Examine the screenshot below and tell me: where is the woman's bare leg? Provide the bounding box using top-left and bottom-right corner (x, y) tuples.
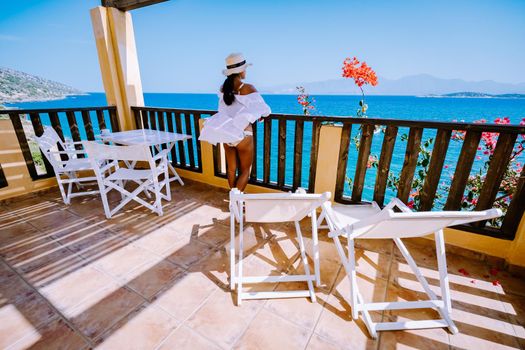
(223, 144), (238, 189)
(235, 136), (254, 191)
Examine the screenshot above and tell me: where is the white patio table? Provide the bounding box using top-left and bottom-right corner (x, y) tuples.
(101, 129), (191, 186)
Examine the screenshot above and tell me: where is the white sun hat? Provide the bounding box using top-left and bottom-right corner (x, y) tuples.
(222, 53), (252, 76)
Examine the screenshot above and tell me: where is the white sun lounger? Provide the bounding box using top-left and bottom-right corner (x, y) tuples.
(229, 188), (330, 305)
(320, 198), (502, 338)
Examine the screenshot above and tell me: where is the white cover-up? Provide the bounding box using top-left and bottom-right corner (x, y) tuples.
(198, 92), (271, 146)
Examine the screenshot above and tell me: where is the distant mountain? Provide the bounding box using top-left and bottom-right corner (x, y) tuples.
(0, 67), (82, 104)
(261, 74), (525, 96)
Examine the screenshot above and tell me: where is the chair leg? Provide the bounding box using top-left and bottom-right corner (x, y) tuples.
(66, 178), (74, 205)
(153, 179), (163, 216)
(230, 205), (236, 291)
(237, 201), (244, 306)
(347, 238), (358, 320)
(295, 220), (316, 303)
(356, 291), (378, 339)
(56, 175), (69, 205)
(164, 165), (171, 201)
(311, 209), (321, 287)
(435, 230), (458, 334)
(100, 187), (112, 219)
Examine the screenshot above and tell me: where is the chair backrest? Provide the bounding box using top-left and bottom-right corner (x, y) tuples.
(230, 188), (331, 223)
(350, 208), (502, 239)
(83, 141), (153, 162)
(35, 126), (66, 167)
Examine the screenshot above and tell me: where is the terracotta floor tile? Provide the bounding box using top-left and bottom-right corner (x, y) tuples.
(449, 304), (521, 349)
(378, 324), (450, 350)
(26, 207), (85, 233)
(193, 223), (231, 248)
(125, 260), (184, 301)
(499, 292), (525, 349)
(68, 286), (145, 341)
(186, 289), (262, 349)
(286, 251), (342, 292)
(0, 265), (57, 329)
(0, 204), (26, 228)
(157, 325), (222, 350)
(188, 248), (231, 290)
(6, 238), (87, 288)
(9, 318), (89, 350)
(0, 224), (53, 260)
(234, 308), (311, 349)
(313, 294), (378, 350)
(313, 267), (386, 349)
(264, 283), (327, 331)
(129, 224), (190, 255)
(3, 196), (59, 215)
(53, 223), (130, 262)
(39, 265), (118, 314)
(306, 334), (343, 350)
(93, 207), (165, 240)
(164, 238), (214, 268)
(93, 243), (162, 279)
(95, 303), (179, 349)
(0, 303), (43, 350)
(66, 196), (109, 220)
(151, 271), (218, 321)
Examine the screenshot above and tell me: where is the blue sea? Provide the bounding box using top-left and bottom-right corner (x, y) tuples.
(6, 93), (525, 205)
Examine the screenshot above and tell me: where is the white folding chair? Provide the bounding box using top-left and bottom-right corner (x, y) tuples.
(35, 126), (98, 204)
(229, 188), (330, 306)
(321, 198), (502, 338)
(83, 141), (171, 219)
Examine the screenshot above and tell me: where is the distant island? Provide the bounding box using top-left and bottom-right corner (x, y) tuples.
(425, 92), (525, 99)
(0, 67), (82, 105)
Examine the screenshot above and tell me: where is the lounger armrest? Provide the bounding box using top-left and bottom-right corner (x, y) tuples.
(383, 198), (411, 213)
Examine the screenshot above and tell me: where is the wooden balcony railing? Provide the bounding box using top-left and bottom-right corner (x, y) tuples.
(6, 105), (525, 240)
(131, 106), (209, 173)
(6, 106), (119, 180)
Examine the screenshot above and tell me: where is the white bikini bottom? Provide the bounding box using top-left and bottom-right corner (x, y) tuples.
(227, 130), (253, 147)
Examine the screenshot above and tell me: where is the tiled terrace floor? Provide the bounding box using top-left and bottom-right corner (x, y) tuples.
(0, 179), (524, 350)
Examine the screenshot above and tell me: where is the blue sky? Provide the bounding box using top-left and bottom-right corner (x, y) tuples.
(1, 0), (524, 92)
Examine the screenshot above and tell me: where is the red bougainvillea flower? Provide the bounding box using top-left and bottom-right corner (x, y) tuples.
(458, 268), (470, 277)
(342, 56), (378, 88)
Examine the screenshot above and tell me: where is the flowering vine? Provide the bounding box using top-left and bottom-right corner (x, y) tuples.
(296, 86), (316, 116)
(342, 56), (378, 117)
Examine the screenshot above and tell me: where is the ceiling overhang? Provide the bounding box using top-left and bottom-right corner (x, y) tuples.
(101, 0), (168, 11)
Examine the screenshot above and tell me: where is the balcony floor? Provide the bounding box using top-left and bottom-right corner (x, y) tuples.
(0, 179), (524, 350)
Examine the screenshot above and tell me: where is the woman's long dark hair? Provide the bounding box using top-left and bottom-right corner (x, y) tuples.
(222, 73), (239, 105)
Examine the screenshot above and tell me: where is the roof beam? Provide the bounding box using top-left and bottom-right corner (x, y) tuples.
(101, 0), (168, 11)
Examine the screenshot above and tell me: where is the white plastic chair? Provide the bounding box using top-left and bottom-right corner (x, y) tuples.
(229, 188), (330, 305)
(83, 141), (171, 219)
(320, 198), (502, 338)
(35, 126), (98, 204)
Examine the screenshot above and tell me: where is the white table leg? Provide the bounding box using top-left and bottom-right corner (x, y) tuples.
(161, 143), (184, 186)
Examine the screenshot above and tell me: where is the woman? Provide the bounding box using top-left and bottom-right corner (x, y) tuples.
(199, 53), (271, 191)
